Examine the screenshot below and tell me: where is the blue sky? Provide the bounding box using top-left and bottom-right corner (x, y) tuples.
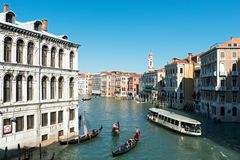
(2, 0), (240, 73)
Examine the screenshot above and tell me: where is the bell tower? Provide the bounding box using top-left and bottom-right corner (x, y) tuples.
(148, 50), (154, 72)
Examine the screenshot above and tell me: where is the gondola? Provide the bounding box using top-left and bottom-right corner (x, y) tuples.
(59, 125), (103, 145)
(112, 138), (138, 157)
(112, 122), (120, 136)
(82, 97), (91, 101)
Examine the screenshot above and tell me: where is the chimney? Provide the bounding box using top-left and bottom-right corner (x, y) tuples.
(42, 19), (48, 31)
(172, 58), (178, 63)
(188, 53), (192, 63)
(4, 4), (9, 12)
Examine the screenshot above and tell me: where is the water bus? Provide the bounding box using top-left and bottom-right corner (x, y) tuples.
(147, 108), (201, 136)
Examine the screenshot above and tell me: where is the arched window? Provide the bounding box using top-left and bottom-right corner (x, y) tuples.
(42, 77), (47, 100)
(50, 77), (56, 99)
(16, 39), (24, 63)
(16, 75), (22, 101)
(27, 76), (33, 101)
(27, 42), (34, 65)
(69, 78), (74, 98)
(4, 74), (11, 102)
(232, 63), (237, 71)
(42, 45), (48, 66)
(70, 52), (74, 69)
(51, 48), (56, 67)
(58, 77), (64, 99)
(59, 49), (63, 68)
(232, 107), (237, 116)
(4, 37), (12, 62)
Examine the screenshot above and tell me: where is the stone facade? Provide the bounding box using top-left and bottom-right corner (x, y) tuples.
(78, 73), (91, 95)
(200, 38), (240, 122)
(0, 5), (79, 150)
(164, 53), (201, 109)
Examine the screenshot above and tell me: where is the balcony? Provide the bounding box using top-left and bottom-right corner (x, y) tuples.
(200, 71), (217, 77)
(232, 86), (239, 91)
(201, 86), (212, 90)
(219, 71), (227, 76)
(232, 71), (238, 76)
(215, 86), (226, 91)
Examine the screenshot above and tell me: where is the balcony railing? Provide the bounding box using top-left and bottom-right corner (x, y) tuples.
(215, 86), (226, 91)
(232, 71), (238, 76)
(219, 71), (227, 76)
(232, 86), (239, 91)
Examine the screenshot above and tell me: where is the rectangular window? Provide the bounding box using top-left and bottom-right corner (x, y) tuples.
(3, 119), (12, 134)
(50, 112), (56, 125)
(16, 116), (24, 132)
(180, 68), (183, 74)
(70, 127), (74, 133)
(58, 110), (63, 123)
(69, 109), (75, 121)
(58, 130), (64, 136)
(27, 115), (34, 130)
(232, 78), (237, 87)
(232, 92), (237, 103)
(233, 52), (237, 58)
(220, 52), (225, 58)
(42, 113), (48, 127)
(220, 95), (225, 103)
(42, 134), (48, 141)
(220, 107), (225, 116)
(220, 79), (225, 87)
(212, 106), (216, 115)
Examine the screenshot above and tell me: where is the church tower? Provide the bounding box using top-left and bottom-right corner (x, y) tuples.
(148, 50), (154, 72)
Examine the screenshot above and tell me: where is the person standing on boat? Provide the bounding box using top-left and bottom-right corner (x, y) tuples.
(134, 127), (140, 141)
(113, 122), (119, 129)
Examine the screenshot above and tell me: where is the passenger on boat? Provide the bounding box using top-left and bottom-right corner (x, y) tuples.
(113, 122), (119, 129)
(134, 128), (141, 141)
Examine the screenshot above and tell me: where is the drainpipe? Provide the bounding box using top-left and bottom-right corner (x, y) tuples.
(37, 35), (42, 145)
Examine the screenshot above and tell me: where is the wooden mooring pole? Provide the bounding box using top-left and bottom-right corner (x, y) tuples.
(18, 144), (21, 160)
(39, 143), (42, 160)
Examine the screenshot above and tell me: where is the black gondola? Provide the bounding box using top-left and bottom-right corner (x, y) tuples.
(82, 97), (91, 101)
(59, 125), (103, 145)
(112, 139), (138, 157)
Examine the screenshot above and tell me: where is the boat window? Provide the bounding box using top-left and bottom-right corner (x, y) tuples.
(170, 119), (174, 124)
(161, 116), (164, 120)
(181, 122), (201, 133)
(167, 118), (171, 123)
(164, 117), (167, 121)
(174, 120), (179, 126)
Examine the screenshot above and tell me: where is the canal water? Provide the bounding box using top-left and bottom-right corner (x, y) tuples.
(46, 97), (240, 160)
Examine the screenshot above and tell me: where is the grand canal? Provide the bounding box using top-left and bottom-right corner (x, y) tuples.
(45, 97), (240, 160)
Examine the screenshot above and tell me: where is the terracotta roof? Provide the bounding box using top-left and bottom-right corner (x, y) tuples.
(167, 52), (203, 65)
(219, 38), (240, 47)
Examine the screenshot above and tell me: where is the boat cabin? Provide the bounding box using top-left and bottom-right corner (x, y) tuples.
(148, 108), (201, 136)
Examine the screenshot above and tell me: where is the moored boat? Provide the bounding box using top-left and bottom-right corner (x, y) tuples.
(147, 108), (201, 136)
(59, 125), (103, 145)
(82, 97), (91, 101)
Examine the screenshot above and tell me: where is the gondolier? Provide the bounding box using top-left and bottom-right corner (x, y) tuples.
(112, 121), (120, 135)
(134, 128), (140, 141)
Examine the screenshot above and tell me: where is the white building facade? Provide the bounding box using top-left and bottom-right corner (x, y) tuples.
(0, 4), (79, 151)
(91, 73), (101, 95)
(78, 74), (91, 95)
